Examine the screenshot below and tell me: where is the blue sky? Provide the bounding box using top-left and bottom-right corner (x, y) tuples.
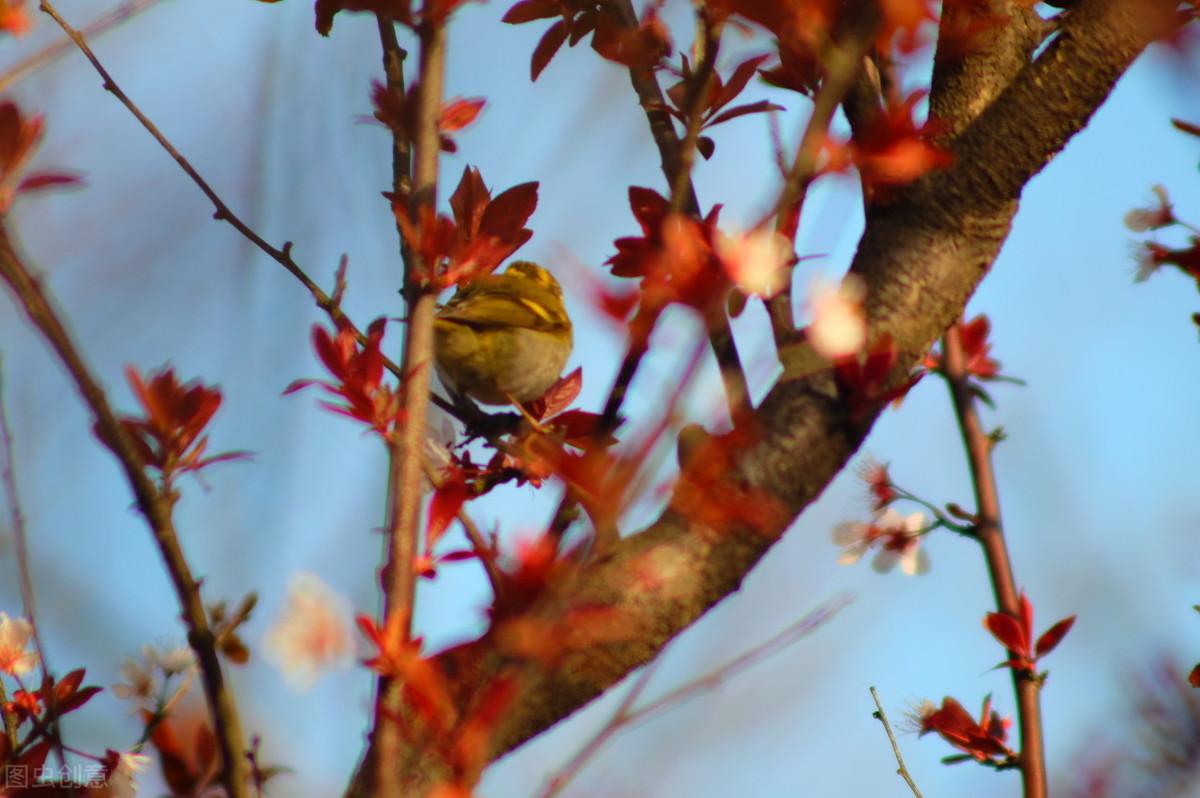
(2, 1), (1199, 795)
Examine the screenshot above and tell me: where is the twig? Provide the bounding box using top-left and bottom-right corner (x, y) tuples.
(538, 592), (855, 797)
(942, 322), (1045, 798)
(0, 352), (69, 769)
(0, 354), (47, 673)
(0, 224), (249, 797)
(869, 686), (923, 798)
(457, 510), (503, 603)
(34, 0), (430, 398)
(416, 456), (504, 602)
(538, 657), (662, 798)
(0, 0), (164, 93)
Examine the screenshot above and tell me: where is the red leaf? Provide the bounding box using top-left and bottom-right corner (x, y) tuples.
(426, 471), (470, 553)
(502, 0), (559, 24)
(984, 611), (1028, 656)
(440, 97), (486, 133)
(449, 166), (491, 236)
(478, 182), (539, 240)
(17, 171), (83, 194)
(627, 186), (668, 231)
(531, 19), (568, 80)
(706, 99), (784, 128)
(1034, 615), (1076, 658)
(16, 739), (52, 770)
(524, 368), (582, 420)
(552, 409), (617, 447)
(1172, 118), (1200, 138)
(1190, 664), (1200, 688)
(697, 136), (715, 160)
(54, 668), (86, 700)
(711, 53), (772, 114)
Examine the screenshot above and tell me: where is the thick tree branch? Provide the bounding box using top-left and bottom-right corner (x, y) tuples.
(365, 0), (1179, 790)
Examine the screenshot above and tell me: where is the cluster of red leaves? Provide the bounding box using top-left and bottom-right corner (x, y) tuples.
(825, 90), (953, 201)
(1, 670), (103, 794)
(371, 83), (486, 155)
(489, 537), (629, 668)
(0, 101), (81, 211)
(359, 610), (520, 793)
(418, 370), (609, 578)
(111, 367), (247, 483)
(503, 0), (670, 80)
(605, 187), (735, 335)
(307, 0), (471, 35)
(984, 593), (1075, 677)
(833, 335), (923, 420)
(0, 0), (30, 37)
(285, 318), (407, 440)
(709, 0), (937, 90)
(924, 315), (1002, 379)
(393, 166), (538, 290)
(661, 54), (783, 160)
(917, 695), (1015, 766)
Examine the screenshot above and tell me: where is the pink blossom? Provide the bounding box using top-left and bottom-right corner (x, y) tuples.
(807, 276), (867, 358)
(264, 573), (356, 690)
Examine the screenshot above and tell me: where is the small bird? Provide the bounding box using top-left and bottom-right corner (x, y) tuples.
(433, 261), (573, 406)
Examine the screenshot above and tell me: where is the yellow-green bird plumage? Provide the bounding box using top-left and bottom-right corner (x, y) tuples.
(433, 262), (573, 406)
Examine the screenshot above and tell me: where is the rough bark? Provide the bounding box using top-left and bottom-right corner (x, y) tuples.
(368, 0), (1179, 791)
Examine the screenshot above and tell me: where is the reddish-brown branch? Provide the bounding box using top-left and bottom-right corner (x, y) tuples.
(0, 224), (250, 797)
(941, 323), (1043, 798)
(363, 18), (446, 798)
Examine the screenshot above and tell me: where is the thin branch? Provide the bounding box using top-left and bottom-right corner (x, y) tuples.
(666, 16), (723, 215)
(537, 658), (662, 798)
(870, 686), (923, 798)
(0, 354), (47, 671)
(942, 322), (1044, 798)
(0, 224), (249, 797)
(766, 5), (878, 342)
(0, 352), (70, 769)
(457, 510), (503, 603)
(611, 0), (748, 418)
(375, 16), (412, 256)
(34, 0), (430, 397)
(365, 16), (446, 798)
(0, 0), (164, 93)
(538, 592), (855, 797)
